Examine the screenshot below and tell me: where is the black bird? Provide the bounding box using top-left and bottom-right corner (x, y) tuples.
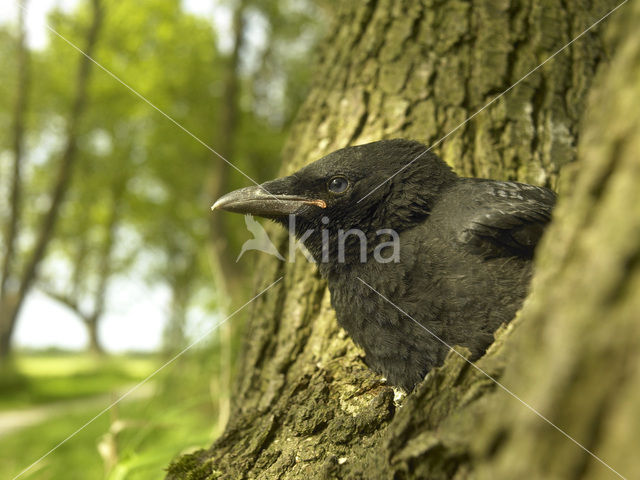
(212, 139), (556, 390)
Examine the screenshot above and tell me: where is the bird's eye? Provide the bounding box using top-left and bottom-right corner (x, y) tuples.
(327, 176), (349, 194)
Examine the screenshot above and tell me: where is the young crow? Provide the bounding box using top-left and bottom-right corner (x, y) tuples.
(212, 139), (556, 390)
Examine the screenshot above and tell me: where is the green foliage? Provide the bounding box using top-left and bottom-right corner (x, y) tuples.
(29, 0), (225, 311)
(0, 352), (217, 479)
(1, 407), (111, 480)
(1, 0), (327, 346)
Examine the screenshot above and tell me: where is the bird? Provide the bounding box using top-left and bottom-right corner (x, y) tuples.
(212, 139), (556, 390)
(236, 214), (285, 262)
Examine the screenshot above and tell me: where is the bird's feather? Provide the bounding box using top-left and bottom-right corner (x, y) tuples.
(452, 180), (556, 259)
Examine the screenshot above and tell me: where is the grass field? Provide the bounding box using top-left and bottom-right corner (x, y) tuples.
(0, 352), (157, 409)
(0, 351), (219, 480)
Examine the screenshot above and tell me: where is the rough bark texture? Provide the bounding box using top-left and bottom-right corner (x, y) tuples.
(168, 1), (637, 478)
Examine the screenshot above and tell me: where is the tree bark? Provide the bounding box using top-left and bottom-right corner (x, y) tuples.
(0, 0), (104, 361)
(168, 1), (637, 478)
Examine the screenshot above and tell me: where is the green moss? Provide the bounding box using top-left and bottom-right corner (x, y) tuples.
(166, 450), (214, 480)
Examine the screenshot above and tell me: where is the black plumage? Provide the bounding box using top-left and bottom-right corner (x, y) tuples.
(212, 139), (556, 390)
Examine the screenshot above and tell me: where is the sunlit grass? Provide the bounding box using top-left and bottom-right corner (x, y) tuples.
(0, 351), (219, 479)
(16, 353), (155, 378)
(0, 391), (216, 480)
(1, 406), (111, 480)
(0, 352), (157, 410)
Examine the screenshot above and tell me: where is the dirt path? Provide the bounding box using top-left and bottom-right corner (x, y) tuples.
(0, 382), (154, 438)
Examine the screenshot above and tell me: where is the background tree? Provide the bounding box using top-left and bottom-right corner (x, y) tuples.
(168, 1), (640, 478)
(39, 169), (128, 355)
(206, 0), (327, 300)
(0, 0), (322, 359)
(0, 0), (103, 361)
(0, 0), (29, 359)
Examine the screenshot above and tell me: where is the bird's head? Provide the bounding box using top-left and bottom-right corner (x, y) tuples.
(212, 139), (458, 261)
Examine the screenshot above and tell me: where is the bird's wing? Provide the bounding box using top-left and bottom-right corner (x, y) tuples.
(455, 180), (556, 259)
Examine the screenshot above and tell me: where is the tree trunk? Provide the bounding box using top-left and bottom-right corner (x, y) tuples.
(86, 316), (105, 356)
(0, 0), (104, 361)
(163, 277), (192, 353)
(0, 0), (29, 361)
(168, 1), (637, 478)
(0, 0), (29, 305)
(206, 0), (247, 298)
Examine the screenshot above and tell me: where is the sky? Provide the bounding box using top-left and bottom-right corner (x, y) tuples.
(1, 0), (243, 352)
(15, 284), (169, 352)
(0, 1), (243, 51)
(1, 0), (79, 49)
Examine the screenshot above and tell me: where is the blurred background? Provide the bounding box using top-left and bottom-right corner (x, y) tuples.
(0, 0), (328, 478)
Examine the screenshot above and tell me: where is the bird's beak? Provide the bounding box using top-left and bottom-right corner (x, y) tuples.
(211, 184), (326, 217)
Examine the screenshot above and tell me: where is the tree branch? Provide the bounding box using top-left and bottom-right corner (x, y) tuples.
(38, 285), (88, 322)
